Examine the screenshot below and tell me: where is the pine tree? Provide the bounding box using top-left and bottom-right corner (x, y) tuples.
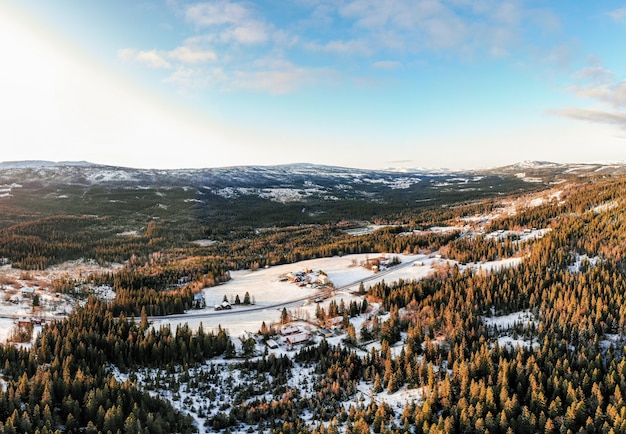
(281, 308), (289, 324)
(140, 306), (149, 330)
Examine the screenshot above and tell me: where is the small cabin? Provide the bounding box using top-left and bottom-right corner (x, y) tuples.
(286, 332), (310, 345)
(214, 301), (232, 311)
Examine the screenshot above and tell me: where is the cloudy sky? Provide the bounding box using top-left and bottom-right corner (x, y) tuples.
(1, 1), (626, 170)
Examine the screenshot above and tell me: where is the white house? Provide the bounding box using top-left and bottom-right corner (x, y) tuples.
(286, 332), (310, 345)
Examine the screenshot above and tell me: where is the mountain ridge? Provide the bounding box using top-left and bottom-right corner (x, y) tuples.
(2, 159), (625, 174)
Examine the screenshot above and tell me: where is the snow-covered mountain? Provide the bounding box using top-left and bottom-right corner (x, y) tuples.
(0, 159), (623, 230)
(1, 160), (623, 202)
(0, 161), (474, 192)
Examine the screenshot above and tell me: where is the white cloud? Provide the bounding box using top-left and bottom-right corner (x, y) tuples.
(127, 0), (563, 95)
(183, 1), (272, 45)
(160, 54), (339, 95)
(573, 66), (615, 84)
(327, 0), (540, 57)
(119, 46), (217, 69)
(185, 1), (251, 27)
(136, 50), (172, 69)
(554, 62), (626, 130)
(607, 7), (626, 23)
(118, 48), (172, 69)
(566, 63), (626, 109)
(570, 81), (626, 109)
(220, 21), (270, 44)
(169, 46), (217, 63)
(553, 107), (626, 128)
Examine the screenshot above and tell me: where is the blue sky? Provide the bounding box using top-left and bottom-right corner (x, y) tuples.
(1, 1), (626, 170)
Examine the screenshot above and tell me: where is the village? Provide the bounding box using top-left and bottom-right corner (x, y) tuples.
(0, 259), (107, 344)
(150, 253), (454, 358)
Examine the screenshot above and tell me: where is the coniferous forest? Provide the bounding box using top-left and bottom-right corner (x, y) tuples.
(1, 165), (626, 432)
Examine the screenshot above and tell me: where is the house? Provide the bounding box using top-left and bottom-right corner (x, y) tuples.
(266, 339), (279, 349)
(316, 274), (330, 285)
(18, 317), (31, 326)
(286, 332), (310, 345)
(286, 271), (306, 283)
(280, 325), (299, 336)
(214, 301), (232, 311)
(318, 328), (333, 338)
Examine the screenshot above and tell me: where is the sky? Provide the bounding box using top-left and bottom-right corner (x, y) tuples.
(1, 1), (626, 170)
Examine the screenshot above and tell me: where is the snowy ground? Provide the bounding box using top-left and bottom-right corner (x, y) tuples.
(0, 259), (120, 344)
(151, 253), (527, 356)
(485, 228), (551, 242)
(344, 224), (394, 236)
(483, 310), (540, 351)
(568, 254), (601, 273)
(0, 318), (13, 343)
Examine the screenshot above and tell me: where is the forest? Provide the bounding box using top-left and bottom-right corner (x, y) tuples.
(0, 172), (625, 432)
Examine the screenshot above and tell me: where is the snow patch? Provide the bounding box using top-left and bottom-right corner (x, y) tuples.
(568, 254), (601, 273)
(192, 239), (217, 247)
(117, 230), (139, 237)
(515, 173), (543, 183)
(483, 310), (537, 329)
(593, 201), (618, 213)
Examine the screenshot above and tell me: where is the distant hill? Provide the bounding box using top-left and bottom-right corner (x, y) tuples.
(0, 159), (622, 234)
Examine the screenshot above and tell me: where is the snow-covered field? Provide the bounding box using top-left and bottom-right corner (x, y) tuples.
(153, 253), (525, 341)
(155, 253), (432, 337)
(0, 318), (14, 343)
(0, 250), (527, 349)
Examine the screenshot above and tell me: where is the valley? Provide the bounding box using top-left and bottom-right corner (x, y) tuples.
(0, 161), (625, 433)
